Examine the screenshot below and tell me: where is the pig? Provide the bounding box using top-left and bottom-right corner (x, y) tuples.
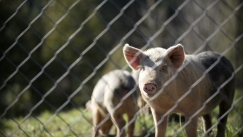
(91, 70), (139, 137)
(123, 43), (235, 137)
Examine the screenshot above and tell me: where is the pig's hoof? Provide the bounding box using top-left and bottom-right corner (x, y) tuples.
(143, 83), (157, 94)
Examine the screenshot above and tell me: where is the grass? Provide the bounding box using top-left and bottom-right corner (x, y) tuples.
(0, 109), (93, 137)
(1, 91), (243, 137)
(1, 109), (242, 137)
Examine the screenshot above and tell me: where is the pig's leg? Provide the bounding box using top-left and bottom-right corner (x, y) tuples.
(92, 108), (112, 137)
(99, 117), (113, 136)
(126, 110), (137, 137)
(125, 94), (138, 137)
(216, 100), (231, 137)
(202, 113), (212, 135)
(111, 113), (126, 137)
(151, 108), (167, 137)
(92, 108), (102, 137)
(185, 115), (198, 137)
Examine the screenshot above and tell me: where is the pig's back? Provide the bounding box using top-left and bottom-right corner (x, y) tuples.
(102, 70), (136, 94)
(196, 51), (235, 107)
(92, 70), (136, 105)
(197, 51), (234, 86)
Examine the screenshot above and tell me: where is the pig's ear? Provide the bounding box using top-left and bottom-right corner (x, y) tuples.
(123, 44), (144, 70)
(165, 44), (185, 69)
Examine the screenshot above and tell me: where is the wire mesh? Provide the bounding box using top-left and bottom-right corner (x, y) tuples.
(0, 0), (243, 137)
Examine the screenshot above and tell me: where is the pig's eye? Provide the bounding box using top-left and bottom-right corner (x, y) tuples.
(160, 64), (167, 72)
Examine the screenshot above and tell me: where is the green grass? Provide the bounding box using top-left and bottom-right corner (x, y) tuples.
(1, 91), (243, 137)
(1, 109), (93, 137)
(1, 108), (242, 137)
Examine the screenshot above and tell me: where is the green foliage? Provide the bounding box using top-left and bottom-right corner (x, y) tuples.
(0, 0), (134, 116)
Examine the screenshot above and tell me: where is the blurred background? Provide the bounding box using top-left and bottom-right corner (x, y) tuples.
(0, 0), (242, 136)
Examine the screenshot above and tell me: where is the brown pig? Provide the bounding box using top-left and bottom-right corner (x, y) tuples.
(91, 70), (139, 137)
(123, 44), (235, 137)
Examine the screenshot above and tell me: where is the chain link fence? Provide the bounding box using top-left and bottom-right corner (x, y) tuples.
(0, 0), (243, 136)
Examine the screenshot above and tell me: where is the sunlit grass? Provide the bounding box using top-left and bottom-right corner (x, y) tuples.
(1, 109), (93, 137)
(1, 107), (242, 137)
(1, 90), (242, 137)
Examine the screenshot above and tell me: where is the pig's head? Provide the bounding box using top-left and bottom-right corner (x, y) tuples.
(123, 44), (185, 98)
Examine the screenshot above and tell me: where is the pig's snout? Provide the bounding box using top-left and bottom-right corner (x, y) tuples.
(143, 83), (157, 94)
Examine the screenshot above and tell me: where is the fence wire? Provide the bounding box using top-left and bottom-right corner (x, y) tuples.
(0, 0), (243, 137)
